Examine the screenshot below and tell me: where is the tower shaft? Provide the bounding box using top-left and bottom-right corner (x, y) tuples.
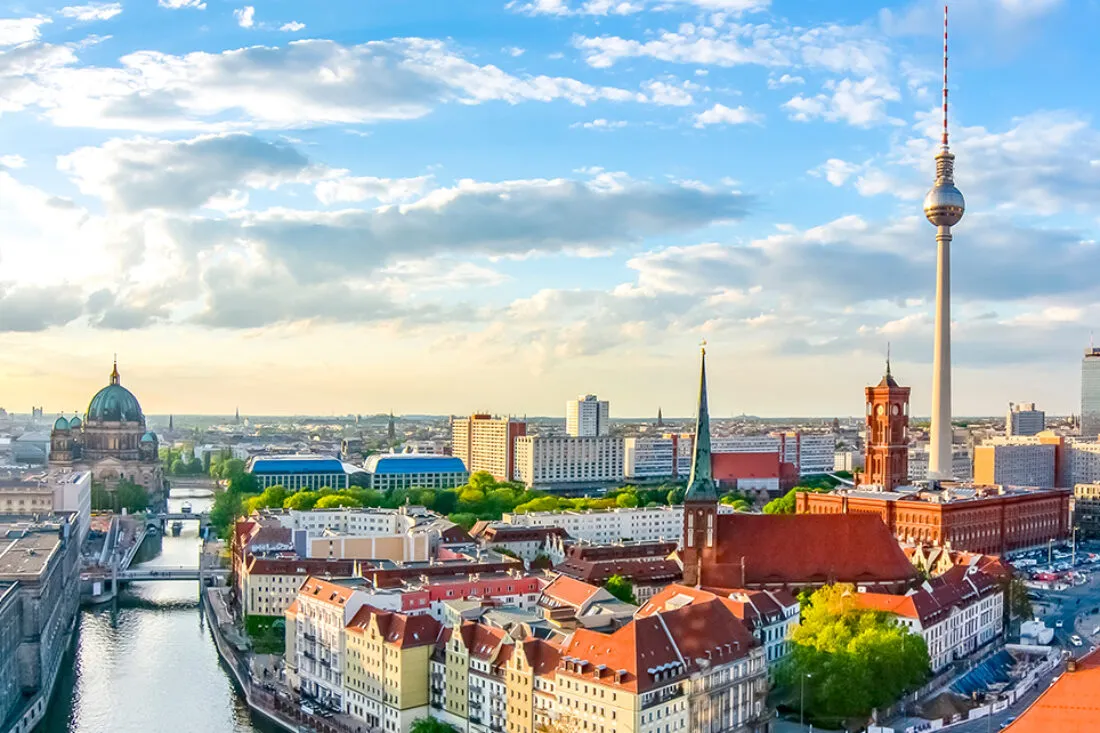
(929, 227), (953, 479)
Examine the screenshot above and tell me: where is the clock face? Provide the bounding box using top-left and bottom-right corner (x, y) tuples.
(892, 404), (900, 416)
(876, 405), (885, 416)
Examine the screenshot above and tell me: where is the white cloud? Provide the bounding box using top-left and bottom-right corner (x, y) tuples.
(810, 158), (860, 186)
(503, 46), (525, 57)
(315, 175), (433, 205)
(279, 21), (305, 32)
(234, 6), (255, 28)
(158, 0), (206, 8)
(19, 38), (667, 131)
(693, 103), (762, 127)
(0, 16), (51, 46)
(643, 79), (696, 106)
(59, 3), (123, 22)
(58, 133), (328, 212)
(509, 0), (768, 16)
(767, 73), (804, 89)
(0, 154), (26, 169)
(571, 118), (628, 130)
(783, 76), (900, 127)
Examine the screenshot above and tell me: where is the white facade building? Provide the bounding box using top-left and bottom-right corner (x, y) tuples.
(512, 435), (624, 488)
(274, 507), (423, 536)
(975, 437), (1056, 488)
(711, 432), (835, 475)
(501, 504), (734, 546)
(566, 394), (610, 437)
(909, 445), (972, 481)
(854, 567), (1003, 673)
(1064, 440), (1100, 487)
(1007, 402), (1045, 437)
(51, 470), (91, 545)
(290, 577), (370, 709)
(624, 437), (676, 479)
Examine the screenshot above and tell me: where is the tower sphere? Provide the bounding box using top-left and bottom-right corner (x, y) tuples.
(924, 180), (965, 227)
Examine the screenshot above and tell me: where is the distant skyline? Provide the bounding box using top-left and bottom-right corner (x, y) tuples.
(1, 0), (1098, 417)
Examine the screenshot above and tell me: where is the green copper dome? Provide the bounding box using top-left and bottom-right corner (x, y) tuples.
(69, 416), (81, 428)
(141, 431), (157, 443)
(53, 416), (70, 431)
(86, 362), (144, 423)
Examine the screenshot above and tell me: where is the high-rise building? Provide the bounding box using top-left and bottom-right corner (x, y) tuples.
(512, 435), (624, 488)
(1007, 402), (1045, 437)
(925, 5), (965, 480)
(861, 360), (910, 491)
(1082, 347), (1100, 439)
(973, 435), (1060, 488)
(450, 414), (527, 481)
(565, 394), (609, 437)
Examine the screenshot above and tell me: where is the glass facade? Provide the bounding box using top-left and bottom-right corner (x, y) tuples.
(1082, 348), (1100, 439)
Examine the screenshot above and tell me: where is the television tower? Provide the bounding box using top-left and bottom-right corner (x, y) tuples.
(925, 3), (965, 480)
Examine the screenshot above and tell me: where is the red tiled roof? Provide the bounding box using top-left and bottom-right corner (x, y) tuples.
(639, 584), (796, 632)
(246, 556), (356, 578)
(1005, 648), (1100, 732)
(705, 514), (918, 587)
(852, 566), (999, 627)
(299, 576), (356, 608)
(520, 638), (562, 677)
(555, 558), (682, 585)
(542, 575), (604, 608)
(565, 541), (678, 562)
(345, 605), (442, 648)
(560, 593), (757, 693)
(712, 452), (781, 481)
(285, 599), (299, 616)
(459, 621), (509, 661)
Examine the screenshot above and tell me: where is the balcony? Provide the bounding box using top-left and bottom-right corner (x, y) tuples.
(642, 685), (683, 710)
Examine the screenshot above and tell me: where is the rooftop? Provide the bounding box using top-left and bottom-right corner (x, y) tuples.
(364, 454), (467, 474)
(1005, 648), (1100, 732)
(0, 518), (64, 578)
(247, 455), (346, 475)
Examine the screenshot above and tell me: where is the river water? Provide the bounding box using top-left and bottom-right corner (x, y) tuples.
(39, 494), (278, 733)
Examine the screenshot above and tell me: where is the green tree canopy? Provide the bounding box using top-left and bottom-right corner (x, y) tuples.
(410, 718), (459, 733)
(283, 491), (320, 511)
(315, 494), (362, 509)
(777, 584), (929, 725)
(115, 479), (149, 513)
(604, 574), (637, 604)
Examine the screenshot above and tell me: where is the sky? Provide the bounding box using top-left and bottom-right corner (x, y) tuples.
(1, 0), (1098, 419)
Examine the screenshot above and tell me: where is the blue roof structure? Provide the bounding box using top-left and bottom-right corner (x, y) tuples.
(248, 456), (347, 475)
(365, 454), (467, 475)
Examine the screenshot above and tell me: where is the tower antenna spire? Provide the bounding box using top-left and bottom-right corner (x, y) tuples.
(886, 342), (892, 378)
(942, 3), (950, 150)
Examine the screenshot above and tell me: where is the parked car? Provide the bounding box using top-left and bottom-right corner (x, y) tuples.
(1056, 620), (1065, 628)
(1000, 717), (1016, 729)
(1071, 635), (1083, 647)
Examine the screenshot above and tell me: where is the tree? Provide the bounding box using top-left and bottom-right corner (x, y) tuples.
(432, 490), (459, 515)
(667, 485), (687, 505)
(763, 489), (797, 514)
(604, 575), (637, 604)
(410, 718), (459, 733)
(616, 492), (639, 508)
(315, 494), (362, 509)
(209, 490), (245, 539)
(448, 512), (478, 530)
(283, 491), (320, 511)
(777, 584), (929, 725)
(228, 472), (258, 495)
(1002, 573), (1033, 623)
(116, 479), (149, 512)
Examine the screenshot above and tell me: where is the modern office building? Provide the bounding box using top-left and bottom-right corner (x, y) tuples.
(511, 435), (624, 488)
(246, 455), (351, 491)
(1082, 347), (1100, 439)
(712, 432), (835, 475)
(1075, 483), (1100, 539)
(909, 444), (972, 482)
(1066, 441), (1100, 488)
(363, 454), (468, 491)
(565, 394), (609, 437)
(973, 435), (1060, 488)
(623, 436), (676, 479)
(500, 505), (733, 546)
(451, 414), (527, 482)
(1007, 402), (1045, 437)
(0, 515), (80, 733)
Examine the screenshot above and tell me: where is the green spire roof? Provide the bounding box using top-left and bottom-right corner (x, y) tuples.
(685, 345), (718, 502)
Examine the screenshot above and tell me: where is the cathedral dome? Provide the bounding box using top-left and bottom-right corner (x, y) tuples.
(69, 416), (81, 428)
(53, 416), (70, 431)
(86, 361), (144, 423)
(141, 431), (157, 443)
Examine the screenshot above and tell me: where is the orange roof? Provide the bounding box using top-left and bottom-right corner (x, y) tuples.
(345, 605), (441, 648)
(299, 576), (356, 608)
(542, 575), (603, 608)
(285, 600), (300, 617)
(520, 638), (562, 677)
(459, 621), (509, 661)
(1006, 649), (1100, 732)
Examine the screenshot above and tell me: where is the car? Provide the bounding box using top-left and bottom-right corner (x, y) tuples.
(1056, 620), (1065, 628)
(1000, 717), (1016, 729)
(1093, 627), (1099, 635)
(1071, 635), (1084, 647)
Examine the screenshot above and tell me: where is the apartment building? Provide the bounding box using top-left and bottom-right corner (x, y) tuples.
(852, 565), (1003, 672)
(974, 436), (1058, 488)
(624, 437), (676, 480)
(452, 415), (527, 482)
(1075, 483), (1100, 539)
(468, 522), (568, 562)
(501, 505), (733, 547)
(1007, 402), (1045, 437)
(286, 577), (370, 709)
(343, 605), (442, 733)
(712, 432), (835, 476)
(264, 506), (433, 563)
(909, 445), (973, 481)
(567, 395), (610, 437)
(512, 435), (624, 488)
(239, 557), (355, 619)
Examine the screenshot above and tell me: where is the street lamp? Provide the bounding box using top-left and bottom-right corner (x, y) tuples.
(1073, 526), (1079, 567)
(800, 673), (812, 729)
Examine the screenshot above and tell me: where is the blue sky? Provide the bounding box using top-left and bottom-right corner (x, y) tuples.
(1, 0), (1098, 418)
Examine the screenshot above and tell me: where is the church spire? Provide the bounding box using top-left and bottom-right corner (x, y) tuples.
(657, 406), (664, 427)
(110, 356), (120, 386)
(685, 343), (718, 502)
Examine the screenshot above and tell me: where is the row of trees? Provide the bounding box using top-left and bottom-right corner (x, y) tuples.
(762, 475), (841, 514)
(776, 584), (929, 726)
(90, 478), (150, 513)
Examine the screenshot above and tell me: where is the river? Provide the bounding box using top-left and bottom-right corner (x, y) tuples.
(39, 493), (279, 733)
